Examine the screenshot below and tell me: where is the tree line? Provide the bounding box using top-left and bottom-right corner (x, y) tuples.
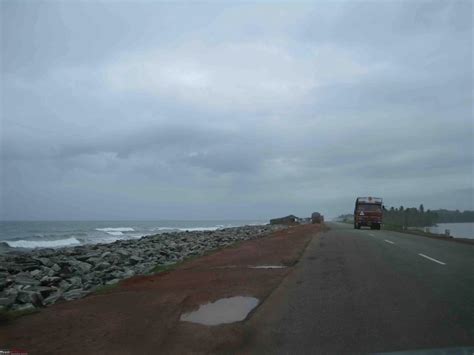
(383, 205), (474, 227)
(383, 205), (437, 227)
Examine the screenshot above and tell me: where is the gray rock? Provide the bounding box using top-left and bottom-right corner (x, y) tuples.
(76, 253), (99, 262)
(40, 276), (62, 286)
(63, 289), (88, 301)
(0, 297), (14, 307)
(35, 286), (55, 298)
(36, 257), (53, 267)
(14, 273), (40, 286)
(52, 263), (61, 272)
(4, 287), (18, 300)
(12, 302), (36, 312)
(44, 291), (64, 305)
(58, 280), (71, 291)
(94, 262), (111, 270)
(16, 290), (31, 304)
(17, 290), (43, 307)
(87, 257), (102, 265)
(30, 269), (42, 277)
(105, 278), (120, 286)
(122, 269), (135, 278)
(68, 276), (82, 288)
(117, 249), (130, 257)
(129, 256), (143, 265)
(101, 251), (111, 258)
(69, 260), (92, 273)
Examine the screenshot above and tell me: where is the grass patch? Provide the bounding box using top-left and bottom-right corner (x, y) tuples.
(149, 263), (178, 274)
(0, 307), (39, 324)
(93, 283), (120, 295)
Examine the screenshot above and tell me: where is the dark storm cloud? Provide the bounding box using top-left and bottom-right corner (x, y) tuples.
(1, 0), (472, 220)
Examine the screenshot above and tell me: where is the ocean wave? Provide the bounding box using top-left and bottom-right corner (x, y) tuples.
(96, 227), (135, 236)
(96, 227), (135, 232)
(104, 231), (125, 236)
(154, 225), (228, 232)
(5, 237), (81, 249)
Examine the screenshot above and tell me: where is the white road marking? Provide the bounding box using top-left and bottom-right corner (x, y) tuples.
(369, 233), (375, 237)
(384, 239), (395, 244)
(418, 253), (446, 265)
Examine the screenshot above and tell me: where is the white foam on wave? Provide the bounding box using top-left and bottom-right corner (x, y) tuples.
(154, 225), (228, 232)
(105, 231), (124, 236)
(96, 227), (135, 236)
(6, 237), (81, 249)
(96, 227), (135, 232)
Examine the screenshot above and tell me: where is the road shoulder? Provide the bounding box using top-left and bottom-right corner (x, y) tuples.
(1, 224), (321, 354)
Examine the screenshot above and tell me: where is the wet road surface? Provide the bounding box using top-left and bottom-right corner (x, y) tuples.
(245, 222), (474, 354)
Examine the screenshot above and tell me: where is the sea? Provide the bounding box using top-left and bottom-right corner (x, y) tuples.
(0, 220), (267, 250)
(426, 222), (474, 239)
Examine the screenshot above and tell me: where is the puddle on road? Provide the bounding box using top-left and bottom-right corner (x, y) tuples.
(180, 296), (259, 326)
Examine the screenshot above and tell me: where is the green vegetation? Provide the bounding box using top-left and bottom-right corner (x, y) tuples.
(93, 283), (120, 295)
(434, 209), (474, 223)
(0, 307), (39, 324)
(383, 204), (438, 227)
(149, 263), (179, 274)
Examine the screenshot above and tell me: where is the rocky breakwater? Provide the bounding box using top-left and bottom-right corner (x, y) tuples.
(0, 225), (284, 313)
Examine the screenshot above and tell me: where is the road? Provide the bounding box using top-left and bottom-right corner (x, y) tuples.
(244, 222), (474, 354)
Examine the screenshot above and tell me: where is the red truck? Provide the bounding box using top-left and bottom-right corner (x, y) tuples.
(354, 197), (383, 230)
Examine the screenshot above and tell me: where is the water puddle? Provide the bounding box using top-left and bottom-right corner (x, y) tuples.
(180, 296), (259, 325)
(248, 265), (287, 269)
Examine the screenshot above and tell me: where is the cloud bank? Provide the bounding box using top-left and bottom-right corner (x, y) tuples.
(1, 1), (472, 220)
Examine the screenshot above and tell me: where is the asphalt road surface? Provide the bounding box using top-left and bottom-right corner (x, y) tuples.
(245, 222), (474, 354)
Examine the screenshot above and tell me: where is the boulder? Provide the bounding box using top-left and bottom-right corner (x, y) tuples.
(40, 276), (62, 286)
(17, 290), (43, 307)
(14, 273), (40, 286)
(105, 278), (120, 286)
(12, 302), (36, 312)
(122, 269), (135, 278)
(63, 289), (88, 301)
(36, 257), (53, 267)
(30, 269), (42, 278)
(0, 297), (14, 307)
(44, 292), (64, 305)
(69, 260), (92, 273)
(129, 256), (143, 265)
(68, 276), (82, 288)
(94, 262), (111, 271)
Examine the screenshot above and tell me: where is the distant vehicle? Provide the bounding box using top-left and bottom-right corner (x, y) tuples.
(354, 197), (383, 230)
(311, 212), (324, 224)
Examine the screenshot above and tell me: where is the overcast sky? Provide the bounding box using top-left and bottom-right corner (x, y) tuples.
(1, 1), (473, 221)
